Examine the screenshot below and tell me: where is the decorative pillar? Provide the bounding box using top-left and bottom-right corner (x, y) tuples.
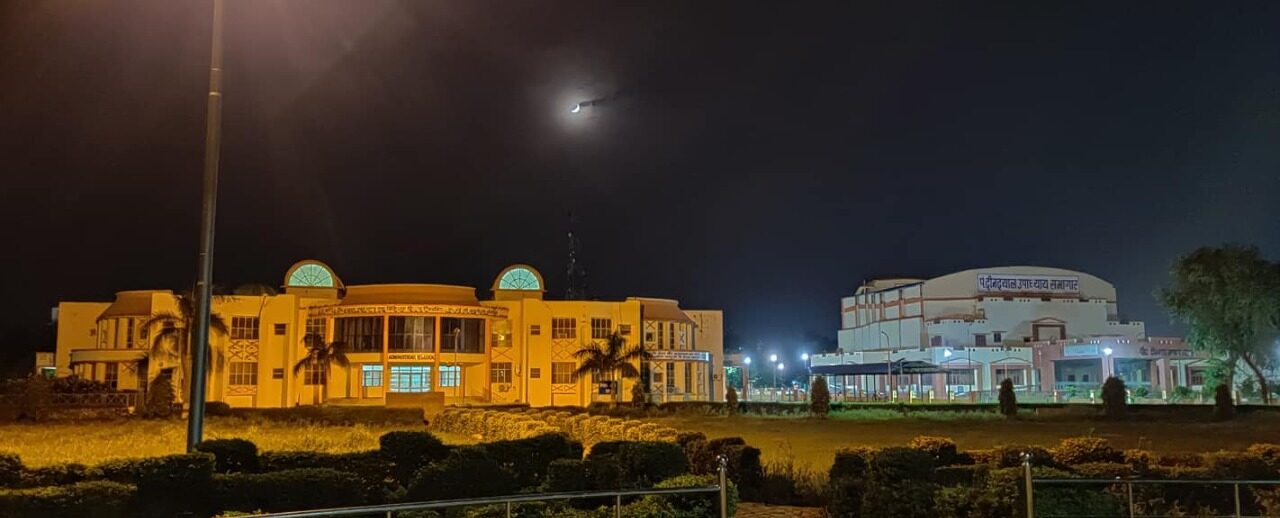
(432, 316), (442, 392)
(484, 318), (492, 403)
(381, 315), (390, 402)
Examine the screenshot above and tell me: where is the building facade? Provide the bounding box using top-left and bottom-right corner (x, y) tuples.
(814, 266), (1212, 396)
(53, 261), (724, 408)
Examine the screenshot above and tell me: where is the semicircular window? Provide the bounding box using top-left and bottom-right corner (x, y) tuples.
(288, 263), (335, 288)
(498, 268), (541, 291)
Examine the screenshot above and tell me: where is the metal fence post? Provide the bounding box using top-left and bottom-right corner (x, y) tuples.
(718, 454), (729, 518)
(505, 501), (512, 518)
(1126, 482), (1134, 518)
(1233, 483), (1241, 518)
(1022, 452), (1034, 518)
(615, 494), (621, 518)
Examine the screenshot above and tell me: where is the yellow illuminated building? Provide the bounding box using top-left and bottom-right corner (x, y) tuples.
(53, 261), (724, 408)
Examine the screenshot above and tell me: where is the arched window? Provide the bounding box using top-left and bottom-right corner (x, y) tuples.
(287, 263), (336, 288)
(497, 267), (541, 291)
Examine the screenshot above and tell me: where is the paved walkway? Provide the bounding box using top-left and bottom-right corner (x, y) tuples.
(735, 503), (826, 517)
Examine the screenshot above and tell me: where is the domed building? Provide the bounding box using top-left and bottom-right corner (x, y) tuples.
(52, 261), (724, 408)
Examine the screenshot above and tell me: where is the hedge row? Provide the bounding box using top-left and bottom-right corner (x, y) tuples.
(429, 408), (680, 447)
(827, 436), (1280, 517)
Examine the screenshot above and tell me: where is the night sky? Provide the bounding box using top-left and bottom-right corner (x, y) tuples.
(3, 2), (1279, 372)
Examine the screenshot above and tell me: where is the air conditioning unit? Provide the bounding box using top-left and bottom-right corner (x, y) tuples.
(496, 384), (511, 393)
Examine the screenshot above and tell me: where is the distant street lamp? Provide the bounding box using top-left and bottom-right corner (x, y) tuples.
(1102, 347), (1114, 379)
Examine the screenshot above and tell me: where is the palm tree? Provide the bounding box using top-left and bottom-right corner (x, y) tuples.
(573, 331), (652, 403)
(293, 333), (350, 405)
(138, 292), (229, 404)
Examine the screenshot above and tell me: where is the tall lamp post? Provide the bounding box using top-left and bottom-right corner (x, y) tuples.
(769, 353), (779, 400)
(801, 352), (810, 390)
(879, 331), (893, 400)
(187, 0), (225, 452)
(742, 356), (752, 401)
(776, 363), (785, 401)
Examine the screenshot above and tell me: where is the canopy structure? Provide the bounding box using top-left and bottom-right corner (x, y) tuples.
(809, 360), (944, 376)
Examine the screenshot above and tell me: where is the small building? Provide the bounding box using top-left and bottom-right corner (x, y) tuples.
(52, 261), (724, 408)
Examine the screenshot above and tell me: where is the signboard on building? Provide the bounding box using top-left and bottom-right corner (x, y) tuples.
(650, 350), (711, 362)
(1138, 347), (1197, 358)
(977, 273), (1081, 294)
(388, 353), (435, 361)
(1063, 344), (1099, 357)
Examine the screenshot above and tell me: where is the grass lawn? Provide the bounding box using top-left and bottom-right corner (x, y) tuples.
(0, 417), (475, 467)
(650, 410), (1280, 470)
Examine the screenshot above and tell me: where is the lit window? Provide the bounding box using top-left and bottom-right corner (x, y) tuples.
(994, 368), (1025, 386)
(230, 317), (260, 340)
(390, 365), (431, 393)
(389, 316), (435, 352)
(305, 318), (326, 341)
(335, 317), (383, 352)
(490, 362), (513, 384)
(552, 318), (576, 339)
(497, 267), (542, 290)
(551, 362), (575, 384)
(666, 363), (676, 391)
(362, 365), (383, 387)
(287, 263), (335, 288)
(439, 365), (461, 387)
(591, 318), (612, 340)
(229, 362), (258, 386)
(491, 320), (512, 348)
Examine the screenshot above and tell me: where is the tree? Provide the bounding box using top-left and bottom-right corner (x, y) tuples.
(810, 375), (830, 417)
(138, 292), (229, 405)
(998, 378), (1017, 418)
(1213, 383), (1234, 421)
(140, 370), (177, 419)
(293, 333), (350, 405)
(1160, 245), (1280, 404)
(1101, 376), (1127, 419)
(725, 386), (739, 415)
(573, 331), (651, 403)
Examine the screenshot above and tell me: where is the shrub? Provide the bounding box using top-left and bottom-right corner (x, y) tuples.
(479, 433), (582, 489)
(1036, 487), (1124, 518)
(19, 463), (89, 488)
(1052, 437), (1123, 465)
(1068, 462), (1133, 479)
(0, 453), (20, 488)
(935, 465), (989, 487)
(257, 450), (392, 500)
(50, 375), (116, 394)
(1203, 451), (1273, 479)
(631, 381), (647, 404)
(810, 377), (830, 417)
(908, 436), (961, 467)
(1246, 444), (1280, 471)
(860, 447), (937, 518)
(1214, 383), (1234, 421)
(214, 468), (371, 513)
(0, 480), (135, 518)
(987, 444), (1053, 468)
(830, 447), (873, 480)
(1170, 385), (1194, 403)
(379, 431), (450, 483)
(204, 401), (233, 417)
(725, 387), (739, 415)
(545, 458), (592, 492)
(13, 375), (51, 422)
(998, 379), (1017, 418)
(640, 474), (738, 518)
(94, 452), (215, 516)
(1101, 377), (1126, 418)
(196, 438), (259, 473)
(139, 372), (176, 419)
(586, 441), (689, 489)
(406, 448), (518, 501)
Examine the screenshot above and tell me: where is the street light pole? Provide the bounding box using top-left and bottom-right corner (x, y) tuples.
(187, 0), (225, 452)
(879, 331), (893, 400)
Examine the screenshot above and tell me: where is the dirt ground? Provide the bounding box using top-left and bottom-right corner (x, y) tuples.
(648, 412), (1280, 470)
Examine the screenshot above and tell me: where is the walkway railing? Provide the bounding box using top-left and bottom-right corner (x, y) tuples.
(1022, 455), (1280, 518)
(247, 456), (729, 518)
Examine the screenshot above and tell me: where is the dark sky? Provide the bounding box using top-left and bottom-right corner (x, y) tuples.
(3, 1), (1279, 369)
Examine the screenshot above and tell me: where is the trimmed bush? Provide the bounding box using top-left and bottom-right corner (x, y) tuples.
(586, 441), (690, 489)
(258, 450), (392, 500)
(406, 448), (518, 501)
(204, 400), (233, 417)
(196, 438), (259, 473)
(0, 453), (20, 488)
(725, 387), (739, 415)
(640, 474), (738, 518)
(19, 463), (90, 488)
(935, 465), (989, 487)
(545, 458), (593, 492)
(860, 447), (937, 518)
(1068, 462), (1133, 479)
(810, 376), (830, 417)
(1213, 383), (1234, 421)
(908, 436), (961, 467)
(1052, 437), (1123, 465)
(0, 480), (135, 518)
(1246, 443), (1280, 471)
(998, 378), (1017, 418)
(1101, 377), (1127, 419)
(479, 433), (582, 489)
(214, 468), (371, 513)
(379, 431), (450, 483)
(94, 452), (214, 515)
(1203, 451), (1273, 479)
(988, 444), (1054, 468)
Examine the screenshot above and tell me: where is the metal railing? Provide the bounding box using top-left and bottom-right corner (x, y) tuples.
(248, 456), (729, 518)
(1023, 455), (1280, 518)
